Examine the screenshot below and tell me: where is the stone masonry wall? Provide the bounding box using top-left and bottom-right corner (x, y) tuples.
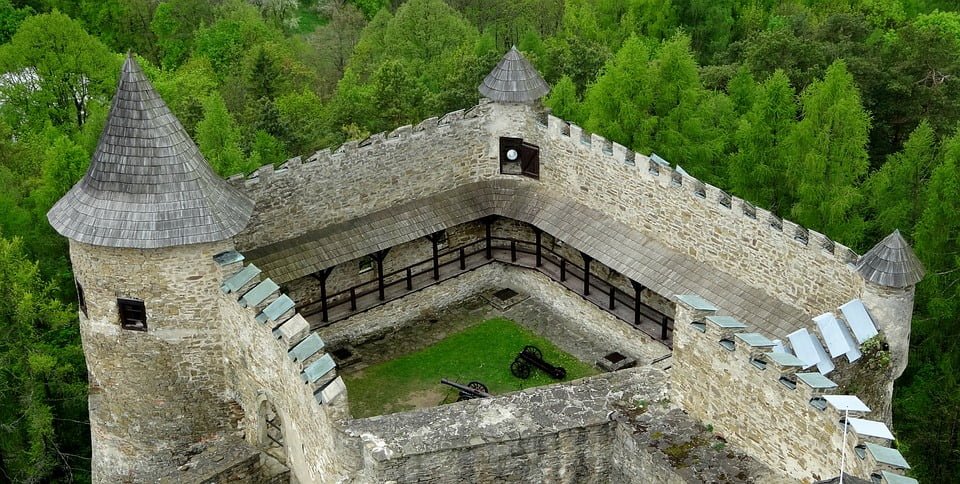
(531, 115), (864, 317)
(235, 102), (863, 329)
(234, 107), (490, 250)
(342, 368), (675, 484)
(70, 240), (234, 482)
(217, 268), (354, 483)
(671, 297), (883, 482)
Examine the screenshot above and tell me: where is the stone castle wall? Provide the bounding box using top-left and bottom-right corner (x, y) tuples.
(234, 107), (491, 251)
(671, 296), (894, 482)
(235, 102), (863, 327)
(69, 240), (235, 482)
(216, 259), (352, 483)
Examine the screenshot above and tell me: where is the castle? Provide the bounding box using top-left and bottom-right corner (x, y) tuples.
(47, 49), (924, 483)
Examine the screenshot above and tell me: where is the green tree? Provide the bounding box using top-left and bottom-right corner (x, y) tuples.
(863, 120), (938, 239)
(582, 36), (654, 149)
(0, 235), (86, 483)
(544, 75), (582, 123)
(195, 93), (252, 177)
(0, 10), (119, 130)
(150, 0), (217, 70)
(728, 70), (798, 213)
(786, 60), (870, 247)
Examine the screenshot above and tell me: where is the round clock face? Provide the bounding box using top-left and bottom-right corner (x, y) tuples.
(506, 148), (519, 161)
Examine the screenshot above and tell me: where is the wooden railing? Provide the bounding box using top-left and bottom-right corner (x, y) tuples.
(296, 235), (674, 346)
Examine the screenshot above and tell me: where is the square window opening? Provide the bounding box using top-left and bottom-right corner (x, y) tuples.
(118, 298), (147, 331)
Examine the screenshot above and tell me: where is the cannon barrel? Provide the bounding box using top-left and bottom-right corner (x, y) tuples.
(440, 379), (492, 398)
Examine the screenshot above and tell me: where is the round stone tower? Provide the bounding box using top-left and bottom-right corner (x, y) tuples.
(855, 229), (925, 379)
(47, 55), (254, 482)
(479, 46), (550, 174)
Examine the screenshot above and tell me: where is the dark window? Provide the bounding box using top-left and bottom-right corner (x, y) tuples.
(358, 256), (373, 274)
(118, 298), (147, 331)
(76, 280), (87, 318)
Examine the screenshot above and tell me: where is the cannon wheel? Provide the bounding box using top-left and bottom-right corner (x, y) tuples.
(511, 358), (532, 379)
(467, 381), (489, 394)
(457, 394), (470, 402)
(522, 345), (542, 360)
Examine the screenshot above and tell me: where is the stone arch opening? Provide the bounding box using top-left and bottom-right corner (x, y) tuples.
(258, 399), (287, 465)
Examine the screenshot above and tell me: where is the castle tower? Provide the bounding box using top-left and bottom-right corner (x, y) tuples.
(855, 230), (925, 379)
(47, 55), (254, 482)
(479, 47), (550, 176)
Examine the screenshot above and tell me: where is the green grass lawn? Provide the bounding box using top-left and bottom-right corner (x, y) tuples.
(344, 318), (600, 418)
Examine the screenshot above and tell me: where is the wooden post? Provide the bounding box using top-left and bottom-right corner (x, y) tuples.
(406, 268), (412, 290)
(560, 259), (566, 282)
(510, 240), (517, 262)
(533, 227), (542, 267)
(371, 248), (391, 301)
(310, 267), (334, 323)
(459, 247), (466, 270)
(427, 232), (440, 280)
(609, 285), (616, 310)
(484, 217), (493, 260)
(631, 280), (644, 327)
(661, 315), (670, 340)
(349, 288), (356, 311)
(580, 251), (592, 296)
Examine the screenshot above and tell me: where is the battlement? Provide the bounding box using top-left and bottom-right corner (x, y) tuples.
(212, 251), (350, 482)
(671, 294), (915, 483)
(543, 114), (859, 266)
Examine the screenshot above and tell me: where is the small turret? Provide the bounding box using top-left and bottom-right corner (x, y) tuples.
(478, 46), (550, 104)
(48, 55), (253, 482)
(855, 230), (924, 380)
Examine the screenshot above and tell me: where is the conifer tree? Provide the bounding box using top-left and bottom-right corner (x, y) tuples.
(544, 75), (582, 124)
(582, 36), (653, 149)
(863, 121), (938, 239)
(195, 93), (252, 177)
(786, 60), (870, 247)
(728, 70), (797, 213)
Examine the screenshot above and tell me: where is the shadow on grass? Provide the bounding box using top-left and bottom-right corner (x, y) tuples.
(344, 317), (600, 418)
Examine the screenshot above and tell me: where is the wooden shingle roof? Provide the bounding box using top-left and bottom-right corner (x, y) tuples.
(244, 179), (810, 337)
(47, 55), (253, 249)
(855, 230), (924, 288)
(478, 47), (550, 103)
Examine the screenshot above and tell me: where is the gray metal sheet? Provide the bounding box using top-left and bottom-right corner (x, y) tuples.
(765, 351), (804, 367)
(836, 318), (863, 363)
(823, 395), (870, 413)
(880, 471), (917, 484)
(220, 264), (260, 294)
(735, 332), (775, 347)
(705, 315), (747, 329)
(848, 418), (894, 440)
(288, 333), (324, 363)
(865, 443), (909, 468)
(239, 279), (279, 308)
(301, 353), (335, 384)
(787, 329), (820, 369)
(796, 372), (837, 390)
(839, 299), (879, 343)
(676, 295), (718, 311)
(814, 312), (851, 358)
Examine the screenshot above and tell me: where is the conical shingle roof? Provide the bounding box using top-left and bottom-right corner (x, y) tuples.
(48, 55), (254, 249)
(855, 230), (925, 288)
(478, 46), (550, 103)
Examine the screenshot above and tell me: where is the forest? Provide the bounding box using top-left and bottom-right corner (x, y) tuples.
(0, 0), (958, 481)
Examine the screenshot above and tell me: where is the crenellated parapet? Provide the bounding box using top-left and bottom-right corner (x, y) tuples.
(213, 250), (350, 482)
(671, 294), (916, 483)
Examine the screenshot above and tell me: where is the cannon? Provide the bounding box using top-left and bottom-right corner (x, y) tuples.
(510, 345), (567, 380)
(440, 379), (492, 401)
